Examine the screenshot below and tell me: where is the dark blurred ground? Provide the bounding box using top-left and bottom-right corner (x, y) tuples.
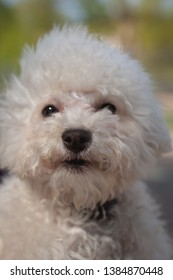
(146, 93), (173, 238)
(147, 155), (173, 237)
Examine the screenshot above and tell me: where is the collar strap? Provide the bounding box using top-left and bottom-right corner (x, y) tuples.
(87, 198), (118, 221)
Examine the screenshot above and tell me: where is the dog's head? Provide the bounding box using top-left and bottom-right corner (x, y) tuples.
(0, 26), (171, 209)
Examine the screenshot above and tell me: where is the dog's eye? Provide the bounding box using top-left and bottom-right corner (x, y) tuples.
(99, 103), (116, 114)
(42, 105), (58, 117)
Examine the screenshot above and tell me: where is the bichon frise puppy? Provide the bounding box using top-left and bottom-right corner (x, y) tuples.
(0, 26), (172, 259)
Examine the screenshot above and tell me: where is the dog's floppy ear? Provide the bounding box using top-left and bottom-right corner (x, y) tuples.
(0, 77), (33, 172)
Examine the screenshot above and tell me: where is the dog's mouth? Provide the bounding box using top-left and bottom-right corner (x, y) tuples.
(63, 158), (88, 170)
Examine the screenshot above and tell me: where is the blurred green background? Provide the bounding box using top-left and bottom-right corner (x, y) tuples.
(0, 0), (173, 129)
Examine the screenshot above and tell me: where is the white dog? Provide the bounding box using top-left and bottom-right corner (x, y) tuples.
(0, 26), (172, 259)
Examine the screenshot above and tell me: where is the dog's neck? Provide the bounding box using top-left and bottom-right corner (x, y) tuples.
(1, 171), (119, 221)
(30, 176), (119, 221)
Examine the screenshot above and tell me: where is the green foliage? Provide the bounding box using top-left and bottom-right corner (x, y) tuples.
(0, 0), (173, 91)
(136, 16), (173, 91)
(0, 0), (64, 86)
(80, 0), (110, 21)
(165, 112), (173, 130)
(137, 17), (173, 56)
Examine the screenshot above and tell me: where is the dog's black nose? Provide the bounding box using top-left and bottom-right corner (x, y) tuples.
(62, 129), (92, 153)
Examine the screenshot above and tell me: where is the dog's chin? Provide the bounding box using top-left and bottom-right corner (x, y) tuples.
(50, 161), (118, 210)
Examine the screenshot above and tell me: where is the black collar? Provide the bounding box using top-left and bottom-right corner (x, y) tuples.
(84, 198), (118, 222)
(0, 168), (8, 184)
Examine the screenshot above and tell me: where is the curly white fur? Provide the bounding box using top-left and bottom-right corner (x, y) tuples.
(0, 26), (172, 259)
